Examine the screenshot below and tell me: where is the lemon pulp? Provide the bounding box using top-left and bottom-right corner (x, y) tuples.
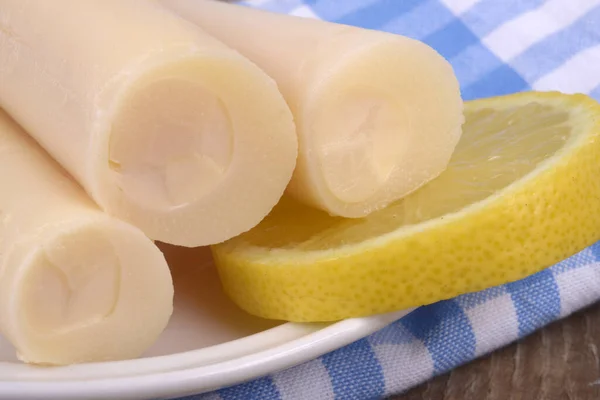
(213, 92), (600, 322)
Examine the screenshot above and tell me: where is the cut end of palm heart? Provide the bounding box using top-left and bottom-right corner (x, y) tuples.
(213, 92), (600, 322)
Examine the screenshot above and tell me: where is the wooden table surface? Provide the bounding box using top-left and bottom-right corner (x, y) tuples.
(219, 3), (597, 399)
(390, 302), (600, 400)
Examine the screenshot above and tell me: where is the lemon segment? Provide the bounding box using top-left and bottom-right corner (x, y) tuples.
(212, 92), (600, 322)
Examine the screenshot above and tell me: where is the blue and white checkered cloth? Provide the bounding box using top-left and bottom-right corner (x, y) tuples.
(185, 0), (600, 398)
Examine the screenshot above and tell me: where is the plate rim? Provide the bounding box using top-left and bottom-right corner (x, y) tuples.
(0, 309), (411, 400)
(0, 322), (322, 381)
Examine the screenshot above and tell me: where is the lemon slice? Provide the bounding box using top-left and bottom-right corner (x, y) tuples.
(213, 92), (600, 322)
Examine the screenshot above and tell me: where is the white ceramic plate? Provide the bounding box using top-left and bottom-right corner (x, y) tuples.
(0, 245), (411, 400)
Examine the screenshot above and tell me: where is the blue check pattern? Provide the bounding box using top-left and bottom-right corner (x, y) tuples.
(184, 1), (600, 398)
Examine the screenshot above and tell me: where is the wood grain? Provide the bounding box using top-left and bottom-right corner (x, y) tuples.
(390, 302), (600, 400)
(216, 2), (599, 397)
